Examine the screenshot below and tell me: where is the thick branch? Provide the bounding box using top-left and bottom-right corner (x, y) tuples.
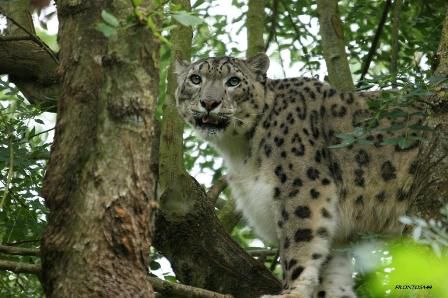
(0, 245), (40, 256)
(154, 177), (281, 297)
(0, 260), (233, 298)
(357, 0), (392, 87)
(0, 260), (41, 274)
(0, 1), (59, 112)
(158, 0), (192, 195)
(316, 0), (354, 91)
(246, 0), (265, 58)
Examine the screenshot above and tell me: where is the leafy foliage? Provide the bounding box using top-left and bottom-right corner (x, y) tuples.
(0, 78), (49, 296)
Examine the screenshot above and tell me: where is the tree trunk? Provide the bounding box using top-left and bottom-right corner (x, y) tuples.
(412, 8), (448, 221)
(41, 1), (159, 296)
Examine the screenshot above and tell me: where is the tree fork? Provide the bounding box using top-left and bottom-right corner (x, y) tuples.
(41, 1), (159, 296)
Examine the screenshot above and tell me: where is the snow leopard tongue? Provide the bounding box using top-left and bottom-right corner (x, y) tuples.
(202, 116), (218, 124)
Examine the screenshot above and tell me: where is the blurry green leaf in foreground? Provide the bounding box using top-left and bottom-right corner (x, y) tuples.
(172, 11), (204, 27)
(367, 243), (448, 297)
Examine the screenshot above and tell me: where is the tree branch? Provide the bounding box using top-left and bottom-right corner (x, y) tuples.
(0, 7), (58, 63)
(390, 0), (403, 86)
(316, 0), (355, 91)
(0, 35), (32, 41)
(0, 260), (41, 274)
(148, 276), (233, 298)
(265, 0), (279, 52)
(0, 245), (40, 257)
(0, 1), (60, 112)
(0, 259), (234, 297)
(207, 175), (228, 204)
(357, 0), (392, 87)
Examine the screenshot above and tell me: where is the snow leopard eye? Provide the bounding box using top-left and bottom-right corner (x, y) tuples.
(226, 76), (241, 87)
(190, 74), (202, 85)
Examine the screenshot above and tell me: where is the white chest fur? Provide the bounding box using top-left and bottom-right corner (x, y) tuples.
(210, 133), (278, 244)
(226, 163), (278, 244)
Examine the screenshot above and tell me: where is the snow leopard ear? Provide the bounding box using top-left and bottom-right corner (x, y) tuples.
(174, 58), (190, 75)
(246, 53), (270, 75)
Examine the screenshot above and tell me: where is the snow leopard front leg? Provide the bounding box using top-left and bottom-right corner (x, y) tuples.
(263, 172), (338, 298)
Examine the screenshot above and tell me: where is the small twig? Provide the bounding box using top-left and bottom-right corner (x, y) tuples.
(3, 239), (41, 246)
(0, 133), (14, 210)
(0, 245), (40, 257)
(207, 176), (228, 204)
(0, 35), (33, 42)
(0, 8), (59, 63)
(17, 127), (55, 144)
(281, 1), (307, 49)
(246, 248), (277, 258)
(275, 35), (287, 77)
(357, 0), (392, 87)
(265, 0), (279, 52)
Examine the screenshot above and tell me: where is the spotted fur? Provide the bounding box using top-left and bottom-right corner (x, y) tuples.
(175, 53), (422, 298)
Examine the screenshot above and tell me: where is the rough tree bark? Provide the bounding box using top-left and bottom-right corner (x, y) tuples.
(316, 0), (355, 91)
(41, 1), (159, 296)
(154, 1), (281, 297)
(412, 8), (448, 220)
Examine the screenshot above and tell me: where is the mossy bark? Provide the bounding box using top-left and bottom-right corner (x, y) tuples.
(41, 0), (159, 296)
(246, 0), (265, 58)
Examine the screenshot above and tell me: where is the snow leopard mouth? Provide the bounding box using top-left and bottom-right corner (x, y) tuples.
(194, 115), (230, 131)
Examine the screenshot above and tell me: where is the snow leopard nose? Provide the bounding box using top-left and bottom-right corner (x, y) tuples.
(200, 98), (221, 112)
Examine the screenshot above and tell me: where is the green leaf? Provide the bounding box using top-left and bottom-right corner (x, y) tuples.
(381, 137), (401, 145)
(172, 11), (204, 27)
(164, 275), (177, 282)
(34, 119), (44, 125)
(356, 138), (375, 145)
(382, 109), (408, 119)
(192, 0), (206, 9)
(101, 10), (120, 28)
(95, 22), (117, 38)
(398, 137), (412, 149)
(328, 141), (353, 149)
(380, 123), (405, 132)
(409, 124), (433, 131)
